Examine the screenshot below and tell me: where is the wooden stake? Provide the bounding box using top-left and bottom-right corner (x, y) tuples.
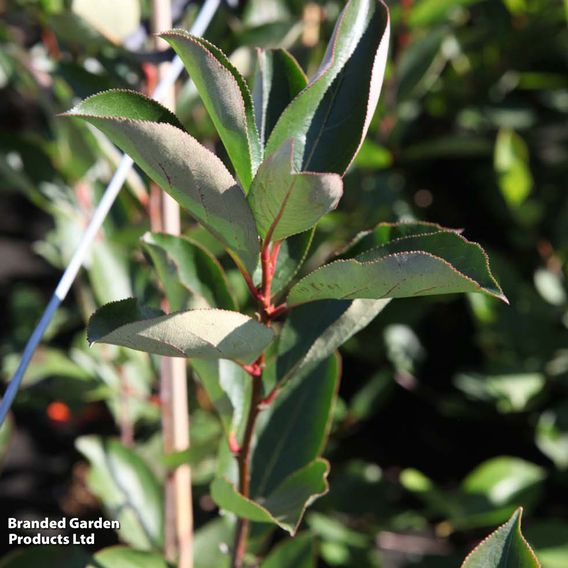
(151, 1), (193, 567)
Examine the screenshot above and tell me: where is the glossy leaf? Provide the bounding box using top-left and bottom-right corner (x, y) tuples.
(142, 232), (237, 312)
(248, 139), (343, 240)
(261, 533), (315, 568)
(252, 356), (340, 496)
(277, 299), (389, 382)
(265, 0), (390, 175)
(161, 31), (262, 190)
(253, 48), (308, 145)
(211, 459), (329, 535)
(65, 90), (259, 273)
(88, 547), (172, 568)
(288, 231), (506, 305)
(76, 436), (164, 550)
(210, 357), (339, 534)
(87, 298), (273, 364)
(461, 508), (541, 567)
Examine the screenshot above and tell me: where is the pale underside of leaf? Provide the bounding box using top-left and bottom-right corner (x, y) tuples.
(65, 90), (260, 274)
(288, 250), (506, 306)
(88, 299), (273, 364)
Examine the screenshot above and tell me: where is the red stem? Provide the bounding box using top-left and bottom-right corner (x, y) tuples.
(231, 239), (283, 566)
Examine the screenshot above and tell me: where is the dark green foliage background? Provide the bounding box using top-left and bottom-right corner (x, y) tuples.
(0, 0), (566, 566)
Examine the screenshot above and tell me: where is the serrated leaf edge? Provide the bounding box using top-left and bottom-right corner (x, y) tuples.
(161, 30), (262, 184)
(213, 458), (330, 536)
(251, 138), (343, 242)
(61, 88), (183, 127)
(357, 230), (506, 301)
(288, 250), (508, 305)
(265, 0), (390, 176)
(87, 300), (272, 361)
(460, 507), (541, 568)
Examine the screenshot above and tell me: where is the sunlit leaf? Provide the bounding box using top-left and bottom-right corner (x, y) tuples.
(248, 139), (342, 241)
(461, 508), (541, 567)
(65, 90), (259, 273)
(288, 231), (506, 305)
(162, 31), (262, 190)
(265, 0), (390, 175)
(253, 48), (307, 145)
(87, 298), (273, 364)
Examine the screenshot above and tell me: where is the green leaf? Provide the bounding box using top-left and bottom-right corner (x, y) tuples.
(65, 90), (259, 274)
(211, 459), (329, 535)
(396, 28), (446, 100)
(265, 0), (390, 175)
(454, 372), (545, 413)
(252, 356), (339, 496)
(248, 139), (343, 241)
(193, 518), (232, 568)
(277, 299), (389, 383)
(408, 0), (481, 27)
(76, 436), (164, 550)
(461, 457), (546, 510)
(88, 547), (172, 568)
(253, 48), (308, 145)
(353, 139), (392, 169)
(536, 403), (568, 470)
(261, 533), (315, 568)
(210, 356), (339, 534)
(90, 240), (133, 305)
(191, 359), (252, 444)
(0, 414), (12, 467)
(270, 230), (314, 296)
(142, 232), (237, 312)
(461, 508), (541, 567)
(72, 0), (139, 43)
(87, 298), (273, 364)
(0, 548), (90, 568)
(161, 31), (262, 190)
(494, 128), (533, 208)
(66, 90), (183, 124)
(288, 231), (506, 305)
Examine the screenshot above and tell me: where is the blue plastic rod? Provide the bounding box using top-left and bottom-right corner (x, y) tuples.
(0, 0), (222, 426)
